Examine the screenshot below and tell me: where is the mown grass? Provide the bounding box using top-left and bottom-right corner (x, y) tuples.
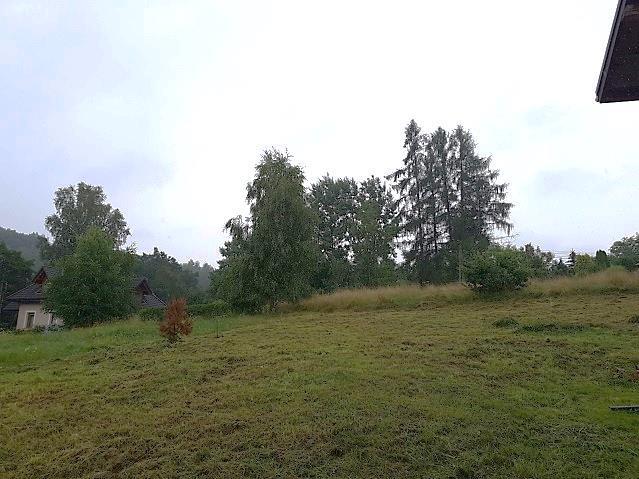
(1, 292), (639, 478)
(283, 269), (639, 313)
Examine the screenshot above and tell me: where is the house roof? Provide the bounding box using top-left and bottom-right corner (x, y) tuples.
(2, 302), (19, 312)
(6, 271), (165, 309)
(5, 283), (44, 303)
(597, 0), (639, 102)
(140, 293), (166, 309)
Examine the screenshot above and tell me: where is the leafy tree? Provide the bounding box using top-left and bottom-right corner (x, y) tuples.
(40, 182), (130, 260)
(213, 216), (263, 312)
(351, 177), (399, 286)
(573, 254), (602, 276)
(135, 248), (198, 302)
(309, 175), (358, 291)
(217, 149), (316, 311)
(521, 243), (554, 278)
(0, 242), (34, 299)
(44, 228), (135, 327)
(610, 234), (639, 270)
(550, 258), (570, 276)
(464, 247), (531, 293)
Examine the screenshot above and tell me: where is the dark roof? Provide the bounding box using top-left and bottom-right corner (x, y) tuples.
(5, 283), (44, 302)
(597, 0), (639, 102)
(6, 271), (165, 308)
(140, 293), (166, 309)
(131, 276), (153, 294)
(33, 266), (58, 285)
(2, 302), (19, 312)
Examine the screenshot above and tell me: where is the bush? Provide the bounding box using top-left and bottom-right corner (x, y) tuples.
(464, 247), (532, 294)
(44, 228), (135, 328)
(159, 298), (192, 343)
(138, 308), (165, 321)
(187, 300), (231, 318)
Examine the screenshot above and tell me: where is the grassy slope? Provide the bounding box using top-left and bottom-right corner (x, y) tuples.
(1, 295), (639, 478)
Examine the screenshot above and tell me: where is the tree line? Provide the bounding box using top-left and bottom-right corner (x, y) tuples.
(212, 122), (514, 310)
(3, 120), (639, 324)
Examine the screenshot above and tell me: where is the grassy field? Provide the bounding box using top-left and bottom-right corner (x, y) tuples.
(2, 289), (639, 477)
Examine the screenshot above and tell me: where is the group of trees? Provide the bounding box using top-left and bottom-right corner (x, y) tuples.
(310, 175), (399, 291)
(0, 183), (215, 327)
(213, 122), (518, 310)
(0, 243), (34, 307)
(391, 122), (513, 284)
(4, 120), (639, 323)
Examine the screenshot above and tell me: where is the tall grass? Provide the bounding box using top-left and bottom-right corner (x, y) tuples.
(526, 267), (639, 297)
(281, 283), (472, 313)
(283, 268), (639, 313)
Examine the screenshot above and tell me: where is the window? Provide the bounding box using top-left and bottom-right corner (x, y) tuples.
(25, 312), (35, 329)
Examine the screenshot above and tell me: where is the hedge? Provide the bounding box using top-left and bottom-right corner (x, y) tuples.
(187, 300), (231, 318)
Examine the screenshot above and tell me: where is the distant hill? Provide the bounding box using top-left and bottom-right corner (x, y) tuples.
(0, 227), (46, 270)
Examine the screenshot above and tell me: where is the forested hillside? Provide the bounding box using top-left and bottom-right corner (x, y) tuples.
(0, 226), (45, 270)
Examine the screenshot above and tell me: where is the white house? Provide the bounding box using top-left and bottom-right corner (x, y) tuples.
(4, 266), (165, 330)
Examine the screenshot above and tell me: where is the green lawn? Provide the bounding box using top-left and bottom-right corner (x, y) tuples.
(1, 294), (639, 478)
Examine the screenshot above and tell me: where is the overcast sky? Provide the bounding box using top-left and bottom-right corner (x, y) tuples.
(1, 1), (637, 264)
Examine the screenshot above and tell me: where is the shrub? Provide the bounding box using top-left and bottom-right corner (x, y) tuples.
(574, 254), (604, 276)
(187, 300), (231, 318)
(464, 247), (532, 294)
(159, 298), (192, 343)
(138, 308), (165, 321)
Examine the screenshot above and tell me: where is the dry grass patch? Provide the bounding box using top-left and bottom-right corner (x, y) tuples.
(283, 269), (639, 314)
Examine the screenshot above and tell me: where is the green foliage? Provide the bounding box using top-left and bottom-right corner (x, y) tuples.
(216, 149), (316, 311)
(0, 242), (34, 297)
(309, 175), (358, 291)
(389, 121), (513, 284)
(135, 248), (198, 302)
(352, 177), (399, 287)
(187, 300), (231, 317)
(138, 308), (165, 321)
(44, 228), (135, 327)
(550, 258), (570, 276)
(595, 250), (609, 269)
(0, 227), (45, 269)
(40, 182), (130, 260)
(610, 233), (639, 270)
(309, 175), (399, 291)
(464, 247), (532, 293)
(520, 243), (554, 278)
(573, 254), (605, 276)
